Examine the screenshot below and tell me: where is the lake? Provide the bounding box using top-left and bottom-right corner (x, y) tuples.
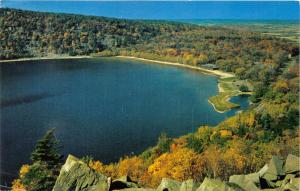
(0, 58), (249, 184)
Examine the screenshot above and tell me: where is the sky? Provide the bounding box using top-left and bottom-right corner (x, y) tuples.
(2, 1), (300, 20)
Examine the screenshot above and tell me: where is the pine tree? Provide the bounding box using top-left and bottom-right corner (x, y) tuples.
(30, 128), (63, 168)
(22, 128), (63, 191)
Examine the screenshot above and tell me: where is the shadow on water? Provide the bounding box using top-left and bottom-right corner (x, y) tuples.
(0, 92), (59, 108)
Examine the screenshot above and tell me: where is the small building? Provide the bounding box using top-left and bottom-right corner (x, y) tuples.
(202, 64), (219, 70)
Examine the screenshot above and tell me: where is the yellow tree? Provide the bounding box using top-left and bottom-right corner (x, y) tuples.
(117, 156), (146, 182)
(148, 148), (203, 183)
(12, 179), (26, 191)
(89, 160), (105, 173)
(197, 54), (208, 65)
(11, 164), (30, 191)
(202, 145), (223, 178)
(222, 140), (248, 178)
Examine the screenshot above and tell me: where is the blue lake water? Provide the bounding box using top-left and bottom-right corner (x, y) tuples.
(0, 58), (249, 184)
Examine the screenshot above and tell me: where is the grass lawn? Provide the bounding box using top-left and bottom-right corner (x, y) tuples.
(208, 77), (252, 113)
(208, 92), (240, 113)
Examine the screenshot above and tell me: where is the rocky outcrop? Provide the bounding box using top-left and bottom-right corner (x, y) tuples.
(110, 176), (139, 191)
(229, 173), (260, 191)
(229, 154), (300, 191)
(180, 179), (199, 191)
(157, 178), (181, 191)
(52, 155), (109, 191)
(197, 178), (239, 191)
(53, 154), (299, 191)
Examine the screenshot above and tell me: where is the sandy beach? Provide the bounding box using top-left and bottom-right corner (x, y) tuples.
(0, 55), (92, 63)
(1, 55), (235, 80)
(116, 56), (235, 78)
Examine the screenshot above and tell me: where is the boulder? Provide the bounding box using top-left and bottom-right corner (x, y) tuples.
(180, 179), (199, 191)
(281, 177), (300, 191)
(281, 173), (296, 186)
(110, 176), (139, 190)
(258, 164), (269, 177)
(196, 178), (238, 191)
(53, 155), (109, 191)
(260, 174), (277, 189)
(114, 189), (155, 191)
(289, 177), (300, 190)
(229, 173), (260, 191)
(260, 156), (285, 188)
(284, 154), (300, 174)
(274, 180), (283, 188)
(262, 172), (278, 182)
(267, 156), (285, 176)
(157, 178), (181, 191)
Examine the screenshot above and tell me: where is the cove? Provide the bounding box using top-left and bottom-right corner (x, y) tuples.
(0, 58), (249, 184)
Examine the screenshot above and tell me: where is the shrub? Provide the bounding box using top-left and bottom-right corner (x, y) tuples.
(239, 85), (249, 92)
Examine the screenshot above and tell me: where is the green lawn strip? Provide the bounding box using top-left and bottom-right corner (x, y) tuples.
(220, 81), (238, 92)
(219, 76), (238, 82)
(208, 92), (240, 113)
(209, 76), (250, 113)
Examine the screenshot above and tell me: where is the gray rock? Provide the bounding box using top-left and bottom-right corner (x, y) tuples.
(274, 180), (283, 188)
(229, 173), (260, 191)
(110, 176), (139, 190)
(267, 156), (285, 176)
(260, 156), (285, 188)
(180, 179), (199, 191)
(196, 178), (237, 191)
(284, 154), (300, 174)
(281, 177), (300, 191)
(263, 173), (278, 182)
(157, 178), (181, 191)
(114, 176), (132, 183)
(114, 188), (155, 191)
(258, 164), (269, 177)
(53, 155), (109, 191)
(281, 173), (296, 186)
(289, 177), (300, 190)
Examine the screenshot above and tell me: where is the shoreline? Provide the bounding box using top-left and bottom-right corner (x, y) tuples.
(1, 54), (240, 113)
(0, 55), (92, 63)
(1, 55), (234, 79)
(208, 99), (228, 113)
(116, 56), (235, 78)
(208, 91), (252, 113)
(116, 56), (244, 114)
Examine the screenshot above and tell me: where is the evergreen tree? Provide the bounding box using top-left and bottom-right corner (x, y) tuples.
(30, 128), (63, 168)
(22, 128), (63, 191)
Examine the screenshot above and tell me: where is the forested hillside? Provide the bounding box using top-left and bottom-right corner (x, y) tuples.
(0, 8), (194, 59)
(2, 8), (299, 191)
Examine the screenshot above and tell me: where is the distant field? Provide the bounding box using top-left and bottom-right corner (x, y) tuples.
(177, 20), (299, 42)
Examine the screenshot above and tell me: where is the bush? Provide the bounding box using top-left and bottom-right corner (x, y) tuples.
(156, 133), (172, 154)
(239, 85), (249, 92)
(186, 135), (204, 153)
(22, 162), (55, 191)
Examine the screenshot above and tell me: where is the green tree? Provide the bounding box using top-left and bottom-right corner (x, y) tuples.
(156, 133), (172, 154)
(186, 135), (204, 153)
(22, 129), (63, 191)
(31, 128), (63, 167)
(239, 85), (249, 92)
(22, 162), (56, 191)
